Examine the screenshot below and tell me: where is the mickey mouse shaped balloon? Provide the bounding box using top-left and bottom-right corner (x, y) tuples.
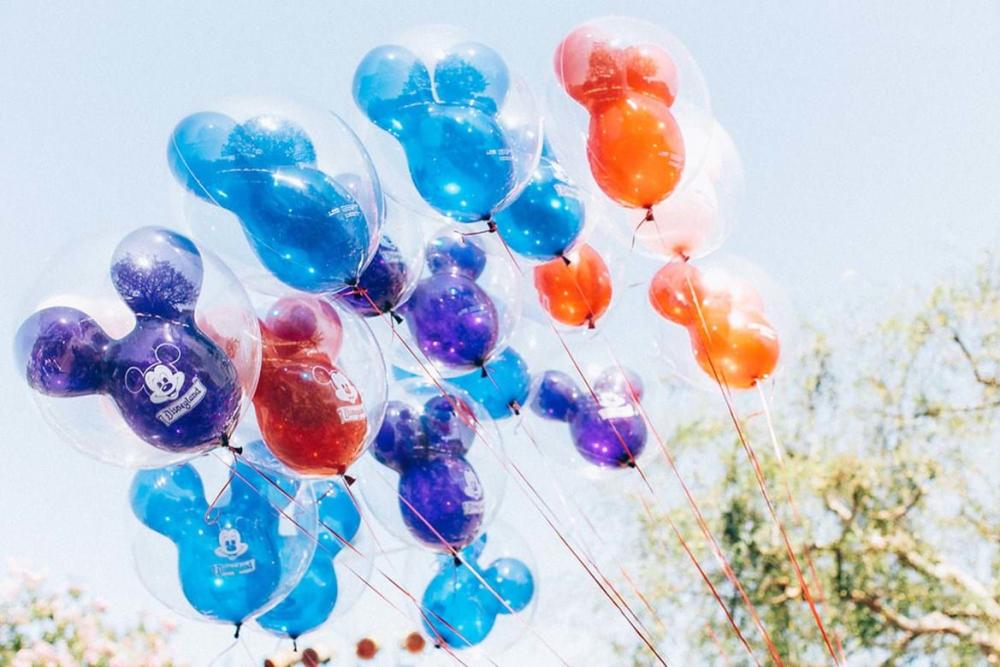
(15, 227), (243, 457)
(532, 367), (647, 468)
(420, 533), (534, 649)
(399, 233), (520, 375)
(130, 455), (316, 631)
(372, 389), (487, 551)
(353, 27), (542, 224)
(253, 295), (384, 477)
(167, 102), (381, 293)
(258, 480), (362, 643)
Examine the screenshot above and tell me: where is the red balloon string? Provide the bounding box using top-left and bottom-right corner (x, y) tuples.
(685, 275), (841, 666)
(209, 452), (477, 665)
(704, 622), (733, 667)
(599, 334), (777, 665)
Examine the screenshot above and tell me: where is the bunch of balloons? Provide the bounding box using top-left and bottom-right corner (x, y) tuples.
(11, 14), (785, 655)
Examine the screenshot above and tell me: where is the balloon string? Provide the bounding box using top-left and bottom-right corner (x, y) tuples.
(704, 622), (733, 667)
(686, 275), (840, 665)
(509, 405), (668, 644)
(209, 451), (477, 666)
(488, 234), (761, 663)
(756, 384), (848, 666)
(354, 284), (666, 663)
(597, 332), (773, 667)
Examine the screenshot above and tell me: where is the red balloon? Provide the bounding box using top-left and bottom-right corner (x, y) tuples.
(649, 261), (705, 327)
(690, 307), (780, 390)
(555, 27), (685, 208)
(534, 243), (613, 328)
(253, 296), (367, 476)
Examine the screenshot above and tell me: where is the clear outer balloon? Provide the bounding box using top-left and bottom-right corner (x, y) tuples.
(545, 17), (713, 214)
(333, 196), (426, 318)
(167, 98), (382, 295)
(249, 293), (387, 477)
(393, 229), (522, 377)
(404, 522), (537, 653)
(12, 227), (260, 468)
(533, 243), (613, 329)
(352, 24), (543, 225)
(531, 366), (646, 469)
(257, 478), (371, 641)
(627, 119), (743, 260)
(649, 257), (789, 391)
(355, 378), (506, 552)
(129, 446), (317, 628)
(493, 141), (586, 262)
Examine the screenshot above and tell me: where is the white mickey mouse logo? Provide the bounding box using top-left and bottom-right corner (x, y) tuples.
(125, 344), (186, 404)
(214, 528), (248, 560)
(312, 366), (359, 403)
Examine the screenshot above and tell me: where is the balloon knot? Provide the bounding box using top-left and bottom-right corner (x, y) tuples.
(233, 623), (242, 639)
(560, 254), (571, 266)
(587, 316), (596, 330)
(487, 220), (497, 233)
(390, 310), (404, 324)
(344, 474), (357, 487)
(627, 460), (637, 469)
(644, 207), (654, 222)
(509, 401), (521, 416)
(292, 638), (298, 652)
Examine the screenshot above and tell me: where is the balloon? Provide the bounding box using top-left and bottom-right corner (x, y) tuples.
(253, 296), (370, 476)
(448, 347), (531, 420)
(258, 480), (361, 640)
(691, 307), (780, 390)
(353, 42), (519, 222)
(493, 142), (585, 261)
(533, 243), (612, 328)
(130, 456), (314, 628)
(650, 262), (780, 389)
(531, 367), (646, 468)
(372, 394), (485, 550)
(648, 261), (705, 327)
(168, 110), (376, 292)
(554, 26), (684, 209)
(335, 235), (411, 317)
(420, 534), (534, 649)
(401, 235), (499, 370)
(14, 228), (242, 455)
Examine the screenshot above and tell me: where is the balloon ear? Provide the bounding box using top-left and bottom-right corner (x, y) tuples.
(624, 45), (679, 107)
(594, 366), (644, 402)
(16, 307), (110, 398)
(485, 557), (534, 614)
(222, 115), (317, 169)
(530, 371), (580, 422)
(433, 42), (510, 114)
(353, 44), (432, 138)
(130, 464), (207, 539)
(372, 400), (421, 471)
(421, 395), (476, 456)
(110, 227), (203, 320)
(167, 111), (238, 202)
(426, 234), (487, 280)
(554, 26), (625, 108)
(315, 481), (362, 550)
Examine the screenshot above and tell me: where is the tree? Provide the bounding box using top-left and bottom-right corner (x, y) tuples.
(627, 258), (1000, 665)
(0, 563), (177, 666)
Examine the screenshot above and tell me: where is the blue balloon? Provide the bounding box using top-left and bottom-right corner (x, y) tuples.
(353, 42), (517, 222)
(167, 112), (375, 292)
(421, 534), (534, 649)
(130, 459), (306, 627)
(449, 347), (531, 419)
(257, 480), (360, 640)
(334, 234), (411, 317)
(494, 143), (585, 260)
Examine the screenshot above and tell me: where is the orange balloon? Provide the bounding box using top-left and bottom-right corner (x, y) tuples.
(649, 261), (705, 326)
(555, 28), (685, 208)
(534, 244), (612, 328)
(690, 307), (780, 389)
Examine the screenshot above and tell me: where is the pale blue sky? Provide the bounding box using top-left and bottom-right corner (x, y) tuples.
(2, 1), (999, 664)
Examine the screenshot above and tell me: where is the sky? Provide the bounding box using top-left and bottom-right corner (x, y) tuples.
(1, 1), (999, 665)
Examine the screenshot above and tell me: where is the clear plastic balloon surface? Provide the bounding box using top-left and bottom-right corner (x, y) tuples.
(13, 227), (260, 468)
(167, 98), (383, 295)
(353, 25), (543, 225)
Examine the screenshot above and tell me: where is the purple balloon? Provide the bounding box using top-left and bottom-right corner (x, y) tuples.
(15, 228), (242, 454)
(531, 368), (647, 468)
(402, 273), (499, 369)
(399, 455), (485, 549)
